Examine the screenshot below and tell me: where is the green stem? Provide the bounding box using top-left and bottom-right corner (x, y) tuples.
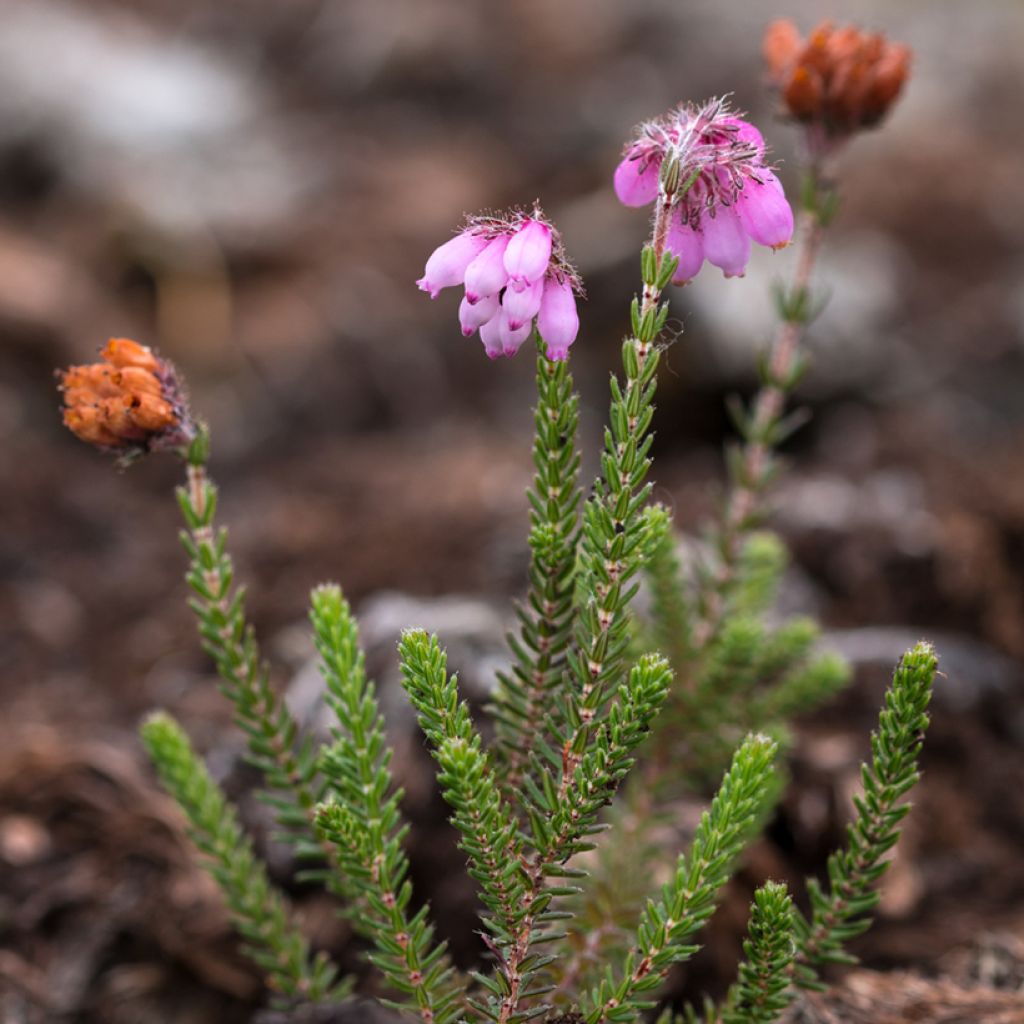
(693, 172), (831, 648)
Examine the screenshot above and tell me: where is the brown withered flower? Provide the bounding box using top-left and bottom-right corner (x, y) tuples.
(59, 338), (195, 456)
(763, 20), (911, 140)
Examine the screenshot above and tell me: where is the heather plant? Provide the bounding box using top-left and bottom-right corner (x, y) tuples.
(58, 20), (930, 1024)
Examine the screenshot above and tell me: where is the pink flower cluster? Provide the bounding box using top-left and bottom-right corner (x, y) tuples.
(614, 98), (794, 282)
(417, 211), (582, 361)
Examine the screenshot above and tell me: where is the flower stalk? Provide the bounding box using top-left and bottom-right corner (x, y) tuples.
(693, 166), (833, 648)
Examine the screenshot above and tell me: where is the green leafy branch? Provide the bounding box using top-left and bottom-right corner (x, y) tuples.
(310, 587), (460, 1023)
(177, 437), (325, 861)
(398, 630), (534, 1023)
(582, 733), (778, 1023)
(491, 337), (582, 796)
(142, 712), (347, 1006)
(793, 641), (937, 987)
(693, 170), (835, 649)
(720, 881), (796, 1024)
(551, 219), (678, 826)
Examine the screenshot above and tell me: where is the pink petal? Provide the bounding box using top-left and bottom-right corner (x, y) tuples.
(503, 220), (552, 291)
(613, 154), (660, 208)
(498, 308), (532, 357)
(502, 277), (544, 330)
(459, 291), (500, 336)
(737, 171), (794, 250)
(536, 277), (579, 360)
(701, 204), (751, 278)
(478, 311), (504, 359)
(665, 213), (705, 285)
(721, 117), (765, 156)
(463, 235), (510, 303)
(416, 231), (488, 298)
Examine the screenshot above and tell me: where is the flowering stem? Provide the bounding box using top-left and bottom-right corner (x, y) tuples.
(555, 193), (676, 784)
(490, 336), (581, 797)
(177, 434), (338, 873)
(492, 200), (680, 1024)
(693, 169), (833, 647)
(142, 712), (348, 1005)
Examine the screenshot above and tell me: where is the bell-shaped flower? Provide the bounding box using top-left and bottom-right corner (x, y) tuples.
(613, 97), (794, 282)
(613, 154), (661, 207)
(463, 235), (510, 304)
(418, 207), (584, 361)
(736, 171), (794, 250)
(416, 231), (488, 298)
(503, 219), (552, 291)
(701, 204), (751, 278)
(503, 277), (545, 331)
(536, 278), (580, 361)
(665, 214), (705, 285)
(459, 292), (500, 336)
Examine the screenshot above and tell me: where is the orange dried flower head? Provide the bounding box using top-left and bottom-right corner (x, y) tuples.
(58, 338), (195, 457)
(763, 19), (911, 138)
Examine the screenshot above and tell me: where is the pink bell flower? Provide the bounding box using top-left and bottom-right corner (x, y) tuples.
(464, 235), (510, 304)
(478, 312), (505, 360)
(503, 219), (552, 291)
(498, 308), (532, 357)
(418, 206), (584, 361)
(701, 204), (751, 278)
(536, 277), (580, 360)
(613, 154), (661, 207)
(665, 214), (705, 285)
(613, 97), (793, 282)
(736, 171), (794, 250)
(503, 277), (545, 331)
(416, 230), (488, 298)
(459, 292), (500, 336)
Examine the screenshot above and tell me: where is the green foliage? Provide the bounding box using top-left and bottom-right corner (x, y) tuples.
(549, 245), (674, 822)
(582, 734), (779, 1023)
(680, 612), (849, 787)
(721, 882), (796, 1024)
(793, 641), (938, 988)
(310, 587), (460, 1022)
(641, 505), (692, 672)
(398, 630), (528, 959)
(644, 530), (850, 788)
(141, 712), (347, 1006)
(108, 134), (934, 1024)
(490, 339), (581, 795)
(177, 462), (323, 856)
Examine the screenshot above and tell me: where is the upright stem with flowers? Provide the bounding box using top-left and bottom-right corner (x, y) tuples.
(56, 18), (932, 1024)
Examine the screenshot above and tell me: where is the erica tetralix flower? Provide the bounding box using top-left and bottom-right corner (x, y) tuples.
(763, 20), (911, 139)
(59, 338), (195, 456)
(613, 97), (794, 283)
(417, 207), (583, 361)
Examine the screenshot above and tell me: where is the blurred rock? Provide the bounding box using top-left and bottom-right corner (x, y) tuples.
(0, 0), (313, 235)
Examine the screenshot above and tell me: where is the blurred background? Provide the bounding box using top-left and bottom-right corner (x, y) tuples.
(2, 0), (1024, 1020)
